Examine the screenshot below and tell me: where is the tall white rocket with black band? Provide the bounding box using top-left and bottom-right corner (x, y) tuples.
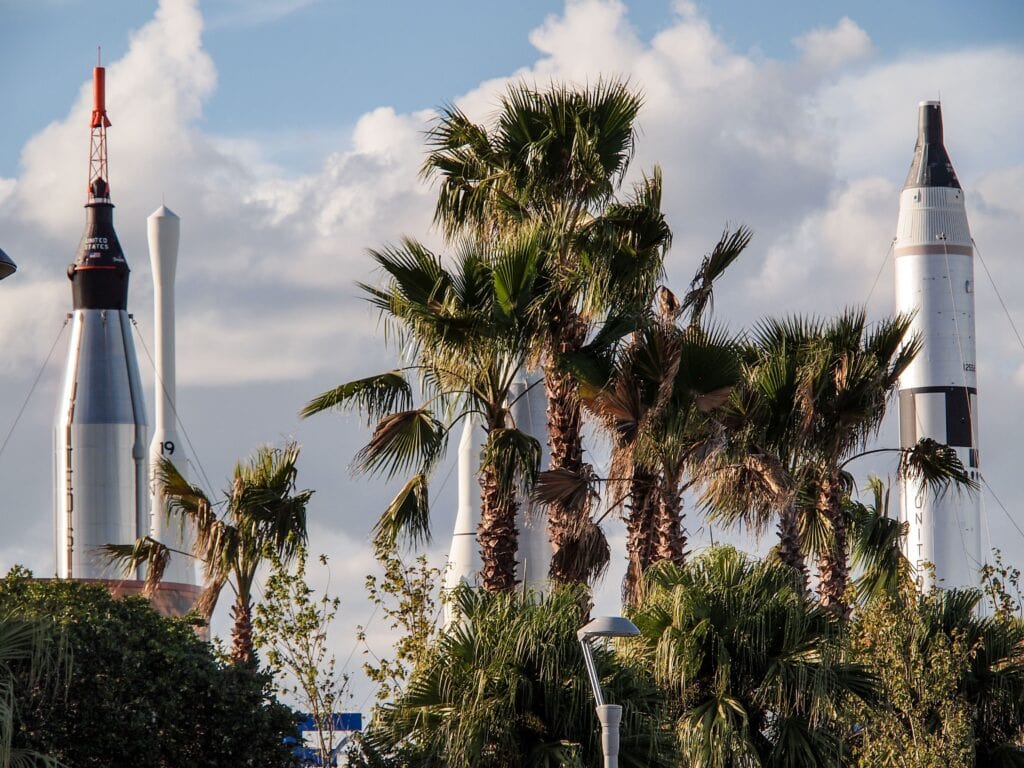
(55, 64), (149, 579)
(895, 101), (983, 590)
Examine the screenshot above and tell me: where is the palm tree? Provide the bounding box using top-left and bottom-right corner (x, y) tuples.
(104, 442), (312, 666)
(580, 228), (749, 606)
(423, 81), (672, 585)
(364, 585), (676, 768)
(702, 317), (825, 587)
(581, 317), (743, 607)
(703, 309), (946, 609)
(303, 231), (543, 592)
(629, 546), (878, 767)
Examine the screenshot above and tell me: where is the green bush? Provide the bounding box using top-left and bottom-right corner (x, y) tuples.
(0, 568), (298, 768)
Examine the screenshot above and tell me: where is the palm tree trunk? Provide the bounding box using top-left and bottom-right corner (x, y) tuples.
(230, 593), (255, 666)
(623, 469), (659, 608)
(477, 461), (519, 593)
(653, 474), (686, 567)
(544, 305), (590, 585)
(776, 502), (808, 592)
(817, 473), (850, 617)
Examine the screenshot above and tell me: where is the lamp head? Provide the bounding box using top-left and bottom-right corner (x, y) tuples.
(0, 248), (15, 281)
(577, 616), (640, 643)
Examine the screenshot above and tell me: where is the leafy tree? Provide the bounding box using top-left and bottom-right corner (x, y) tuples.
(629, 546), (877, 767)
(359, 586), (674, 768)
(849, 580), (1024, 767)
(254, 547), (348, 767)
(0, 569), (297, 768)
(424, 80), (672, 585)
(105, 441), (313, 665)
(303, 231), (544, 592)
(359, 550), (440, 704)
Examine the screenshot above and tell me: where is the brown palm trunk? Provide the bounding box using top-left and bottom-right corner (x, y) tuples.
(477, 460), (519, 592)
(777, 502), (808, 592)
(816, 473), (850, 617)
(623, 469), (659, 608)
(544, 304), (590, 585)
(653, 474), (686, 567)
(229, 593), (255, 666)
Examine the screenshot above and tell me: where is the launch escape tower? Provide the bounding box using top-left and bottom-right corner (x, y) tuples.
(895, 101), (984, 590)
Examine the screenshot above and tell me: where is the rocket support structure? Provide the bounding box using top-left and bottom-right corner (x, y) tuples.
(895, 101), (984, 590)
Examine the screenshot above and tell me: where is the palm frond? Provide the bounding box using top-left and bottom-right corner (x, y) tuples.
(682, 225), (752, 325)
(900, 437), (978, 494)
(373, 473), (431, 552)
(356, 408), (448, 480)
(300, 370), (413, 421)
(98, 536), (171, 596)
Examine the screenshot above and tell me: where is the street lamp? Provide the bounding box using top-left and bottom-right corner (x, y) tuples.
(0, 248), (15, 281)
(578, 616), (640, 768)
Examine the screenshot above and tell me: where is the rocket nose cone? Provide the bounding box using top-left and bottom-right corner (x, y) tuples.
(149, 204), (179, 220)
(904, 100), (961, 190)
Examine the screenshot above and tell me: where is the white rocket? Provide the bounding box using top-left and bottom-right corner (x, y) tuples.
(442, 414), (484, 618)
(895, 101), (983, 590)
(147, 205), (196, 587)
(55, 65), (149, 579)
(509, 371), (553, 591)
(443, 371), (553, 622)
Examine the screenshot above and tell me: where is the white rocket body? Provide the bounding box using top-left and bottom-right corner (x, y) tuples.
(509, 371), (552, 591)
(147, 206), (196, 586)
(442, 371), (553, 623)
(54, 310), (149, 578)
(443, 415), (484, 624)
(895, 101), (983, 590)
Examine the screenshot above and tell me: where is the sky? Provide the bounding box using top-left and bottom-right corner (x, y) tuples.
(1, 0), (1022, 714)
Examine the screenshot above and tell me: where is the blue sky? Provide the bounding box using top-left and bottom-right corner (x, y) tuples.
(0, 0), (1022, 712)
(3, 0), (1022, 177)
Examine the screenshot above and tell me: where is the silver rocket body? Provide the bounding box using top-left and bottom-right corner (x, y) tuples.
(148, 206), (196, 586)
(895, 101), (983, 590)
(55, 210), (149, 579)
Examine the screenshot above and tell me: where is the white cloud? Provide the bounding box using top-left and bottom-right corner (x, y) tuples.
(795, 17), (874, 72)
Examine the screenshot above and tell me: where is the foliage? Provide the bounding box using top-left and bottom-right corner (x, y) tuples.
(254, 547), (348, 767)
(304, 231), (545, 591)
(0, 573), (65, 768)
(359, 550), (440, 703)
(0, 568), (297, 768)
(358, 585), (675, 768)
(424, 79), (673, 586)
(104, 441), (314, 665)
(628, 545), (877, 767)
(849, 573), (1024, 768)
(982, 548), (1024, 620)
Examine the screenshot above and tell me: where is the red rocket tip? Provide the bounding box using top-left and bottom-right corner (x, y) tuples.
(90, 66), (111, 129)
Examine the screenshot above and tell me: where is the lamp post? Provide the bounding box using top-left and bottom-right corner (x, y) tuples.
(578, 616), (640, 768)
(0, 248), (15, 281)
